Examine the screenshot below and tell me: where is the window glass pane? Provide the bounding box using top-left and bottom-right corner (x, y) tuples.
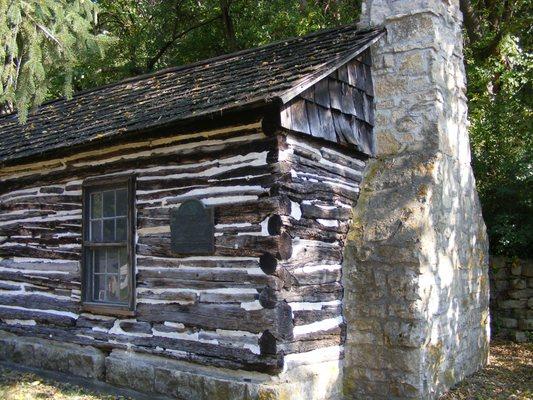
(90, 192), (102, 219)
(119, 247), (129, 301)
(93, 249), (106, 273)
(116, 217), (127, 241)
(103, 219), (115, 242)
(107, 275), (119, 302)
(116, 189), (128, 216)
(107, 248), (119, 274)
(93, 274), (106, 302)
(103, 190), (115, 217)
(90, 220), (102, 242)
(120, 274), (129, 302)
(118, 247), (128, 274)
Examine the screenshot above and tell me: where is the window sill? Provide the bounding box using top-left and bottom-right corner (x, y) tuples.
(81, 303), (136, 317)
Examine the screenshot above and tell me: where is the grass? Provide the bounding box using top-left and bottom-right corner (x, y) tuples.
(0, 368), (131, 400)
(0, 341), (531, 399)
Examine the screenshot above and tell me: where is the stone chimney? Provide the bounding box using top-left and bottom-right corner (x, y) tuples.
(343, 1), (490, 399)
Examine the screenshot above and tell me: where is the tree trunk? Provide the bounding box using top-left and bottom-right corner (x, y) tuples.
(220, 0), (239, 52)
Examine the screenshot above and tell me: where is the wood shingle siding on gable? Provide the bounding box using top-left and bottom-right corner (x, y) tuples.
(0, 24), (380, 378)
(280, 51), (375, 155)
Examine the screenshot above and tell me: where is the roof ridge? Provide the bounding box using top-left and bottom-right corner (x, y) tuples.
(0, 23), (378, 121)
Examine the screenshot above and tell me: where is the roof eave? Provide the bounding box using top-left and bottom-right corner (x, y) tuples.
(0, 98), (280, 169)
(276, 27), (386, 105)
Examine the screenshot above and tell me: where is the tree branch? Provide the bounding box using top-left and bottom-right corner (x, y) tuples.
(145, 15), (221, 72)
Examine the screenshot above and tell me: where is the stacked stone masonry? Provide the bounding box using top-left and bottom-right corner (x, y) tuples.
(343, 1), (490, 399)
(490, 257), (533, 342)
(0, 330), (342, 399)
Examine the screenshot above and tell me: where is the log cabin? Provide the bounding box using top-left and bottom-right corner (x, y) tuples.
(0, 25), (383, 398)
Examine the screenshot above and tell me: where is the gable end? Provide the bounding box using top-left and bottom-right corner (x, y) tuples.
(279, 50), (375, 156)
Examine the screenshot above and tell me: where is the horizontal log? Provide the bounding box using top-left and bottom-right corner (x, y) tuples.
(284, 158), (363, 185)
(281, 283), (342, 303)
(300, 203), (352, 220)
(0, 270), (79, 290)
(136, 302), (293, 340)
(286, 226), (346, 243)
(279, 336), (344, 354)
(76, 315), (116, 330)
(292, 306), (343, 325)
(137, 278), (250, 292)
(2, 129), (272, 190)
(284, 133), (367, 166)
(136, 165), (275, 192)
(119, 320), (152, 334)
(136, 256), (258, 269)
(0, 194), (81, 207)
(0, 259), (79, 272)
(3, 236), (81, 247)
(287, 139), (366, 171)
(290, 266), (342, 285)
(137, 267), (284, 290)
(138, 233), (292, 259)
(0, 225), (81, 239)
(0, 293), (79, 313)
(0, 282), (20, 290)
(0, 323), (114, 350)
(280, 182), (358, 203)
(0, 244), (80, 260)
(86, 328), (274, 369)
(0, 305), (76, 326)
(0, 203), (80, 215)
(137, 289), (199, 303)
(137, 197), (286, 229)
(285, 244), (343, 265)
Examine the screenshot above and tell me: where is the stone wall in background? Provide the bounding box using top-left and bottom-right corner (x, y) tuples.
(343, 1), (490, 399)
(490, 257), (533, 342)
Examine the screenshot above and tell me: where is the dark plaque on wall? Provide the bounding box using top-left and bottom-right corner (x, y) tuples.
(171, 199), (214, 254)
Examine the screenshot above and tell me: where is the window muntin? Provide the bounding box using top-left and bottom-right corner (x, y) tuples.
(89, 189), (128, 242)
(90, 246), (129, 303)
(82, 177), (135, 311)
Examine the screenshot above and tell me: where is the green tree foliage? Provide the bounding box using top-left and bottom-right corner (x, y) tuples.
(460, 0), (532, 256)
(77, 0), (361, 88)
(0, 0), (107, 122)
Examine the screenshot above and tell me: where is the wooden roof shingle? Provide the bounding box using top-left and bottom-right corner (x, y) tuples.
(0, 24), (384, 166)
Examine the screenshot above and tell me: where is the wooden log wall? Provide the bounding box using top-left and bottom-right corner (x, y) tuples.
(280, 49), (375, 155)
(0, 79), (371, 373)
(0, 120), (296, 373)
(266, 131), (367, 369)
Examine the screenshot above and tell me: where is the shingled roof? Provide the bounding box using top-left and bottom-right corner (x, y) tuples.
(0, 24), (384, 166)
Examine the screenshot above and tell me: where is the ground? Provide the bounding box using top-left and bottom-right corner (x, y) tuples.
(440, 340), (532, 400)
(0, 341), (531, 400)
(0, 369), (131, 400)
